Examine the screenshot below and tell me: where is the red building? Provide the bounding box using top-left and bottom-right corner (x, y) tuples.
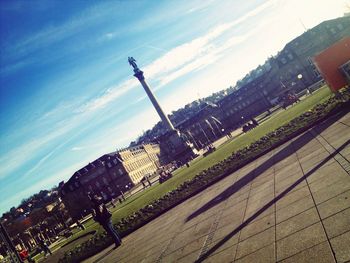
(313, 37), (350, 92)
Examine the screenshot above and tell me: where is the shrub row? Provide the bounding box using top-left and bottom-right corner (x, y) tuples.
(59, 89), (349, 262)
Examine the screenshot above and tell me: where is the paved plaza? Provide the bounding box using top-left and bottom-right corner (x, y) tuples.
(85, 112), (350, 263)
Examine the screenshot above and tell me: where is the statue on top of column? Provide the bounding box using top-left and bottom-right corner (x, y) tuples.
(128, 57), (139, 71)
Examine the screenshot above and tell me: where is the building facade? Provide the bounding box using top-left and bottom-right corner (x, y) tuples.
(60, 143), (160, 219)
(173, 16), (350, 146)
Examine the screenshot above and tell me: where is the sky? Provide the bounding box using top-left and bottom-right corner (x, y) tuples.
(0, 0), (348, 215)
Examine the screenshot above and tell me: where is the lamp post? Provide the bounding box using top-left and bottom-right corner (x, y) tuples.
(297, 74), (310, 94)
(0, 222), (23, 262)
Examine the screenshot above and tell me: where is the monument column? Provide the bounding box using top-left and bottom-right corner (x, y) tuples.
(128, 57), (175, 132)
(128, 56), (198, 164)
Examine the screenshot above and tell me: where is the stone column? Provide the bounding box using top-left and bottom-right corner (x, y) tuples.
(134, 70), (175, 131)
(128, 57), (175, 132)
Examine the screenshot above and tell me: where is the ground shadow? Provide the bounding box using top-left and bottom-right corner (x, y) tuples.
(186, 110), (348, 222)
(195, 138), (349, 262)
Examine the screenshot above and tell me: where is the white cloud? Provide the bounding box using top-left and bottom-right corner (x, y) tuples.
(0, 122), (75, 179)
(76, 78), (138, 113)
(144, 22), (234, 80)
(78, 0), (276, 114)
(71, 146), (84, 151)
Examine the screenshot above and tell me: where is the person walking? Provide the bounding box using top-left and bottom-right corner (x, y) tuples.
(38, 239), (52, 258)
(90, 195), (122, 248)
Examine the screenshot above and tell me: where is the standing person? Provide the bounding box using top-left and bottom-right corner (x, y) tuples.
(76, 220), (85, 231)
(90, 195), (122, 248)
(38, 239), (52, 258)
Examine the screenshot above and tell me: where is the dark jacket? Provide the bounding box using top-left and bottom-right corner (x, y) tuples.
(92, 203), (111, 224)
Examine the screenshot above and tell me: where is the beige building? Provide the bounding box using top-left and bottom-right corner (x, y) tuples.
(59, 143), (161, 219)
(118, 143), (160, 184)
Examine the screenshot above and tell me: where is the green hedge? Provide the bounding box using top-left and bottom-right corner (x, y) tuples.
(59, 88), (349, 263)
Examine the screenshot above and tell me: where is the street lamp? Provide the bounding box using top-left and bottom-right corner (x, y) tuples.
(0, 222), (23, 262)
(297, 74), (305, 91)
(298, 74), (311, 94)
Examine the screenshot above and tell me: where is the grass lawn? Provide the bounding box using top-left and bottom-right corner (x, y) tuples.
(58, 86), (333, 250)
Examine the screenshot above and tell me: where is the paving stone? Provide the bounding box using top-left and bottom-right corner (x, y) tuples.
(140, 251), (163, 263)
(250, 180), (274, 196)
(176, 249), (201, 263)
(340, 146), (350, 160)
(338, 113), (350, 125)
(245, 191), (274, 216)
(276, 186), (311, 210)
(161, 249), (183, 263)
(275, 175), (306, 196)
(276, 207), (319, 240)
(83, 115), (350, 263)
(299, 149), (329, 163)
(235, 244), (275, 263)
(306, 161), (347, 183)
(244, 194), (275, 222)
(274, 163), (301, 175)
(194, 217), (216, 238)
(312, 179), (350, 204)
(235, 227), (274, 259)
(276, 195), (315, 223)
(279, 241), (335, 263)
(208, 231), (239, 254)
(308, 168), (350, 193)
(222, 198), (248, 218)
(181, 236), (206, 258)
(240, 213), (275, 240)
(296, 147), (325, 158)
(218, 207), (245, 229)
(166, 227), (197, 253)
(317, 190), (350, 219)
(251, 173), (274, 188)
(323, 208), (350, 239)
(212, 223), (240, 244)
(276, 222), (327, 261)
(330, 231), (350, 263)
(202, 245), (237, 263)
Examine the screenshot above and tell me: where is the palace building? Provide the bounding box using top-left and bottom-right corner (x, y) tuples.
(59, 143), (160, 219)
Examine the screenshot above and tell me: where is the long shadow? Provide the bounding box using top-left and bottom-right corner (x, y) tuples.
(195, 139), (349, 262)
(186, 110), (348, 222)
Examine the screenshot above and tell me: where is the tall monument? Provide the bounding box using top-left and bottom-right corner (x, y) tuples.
(128, 57), (197, 164)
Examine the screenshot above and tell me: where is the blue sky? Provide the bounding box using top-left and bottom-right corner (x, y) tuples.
(0, 0), (347, 214)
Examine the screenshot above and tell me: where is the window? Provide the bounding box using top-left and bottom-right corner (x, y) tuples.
(103, 177), (108, 185)
(337, 24), (343, 30)
(118, 168), (123, 175)
(107, 163), (112, 168)
(307, 57), (314, 66)
(287, 53), (294, 60)
(313, 69), (320, 77)
(281, 57), (287, 64)
(330, 28), (336, 34)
